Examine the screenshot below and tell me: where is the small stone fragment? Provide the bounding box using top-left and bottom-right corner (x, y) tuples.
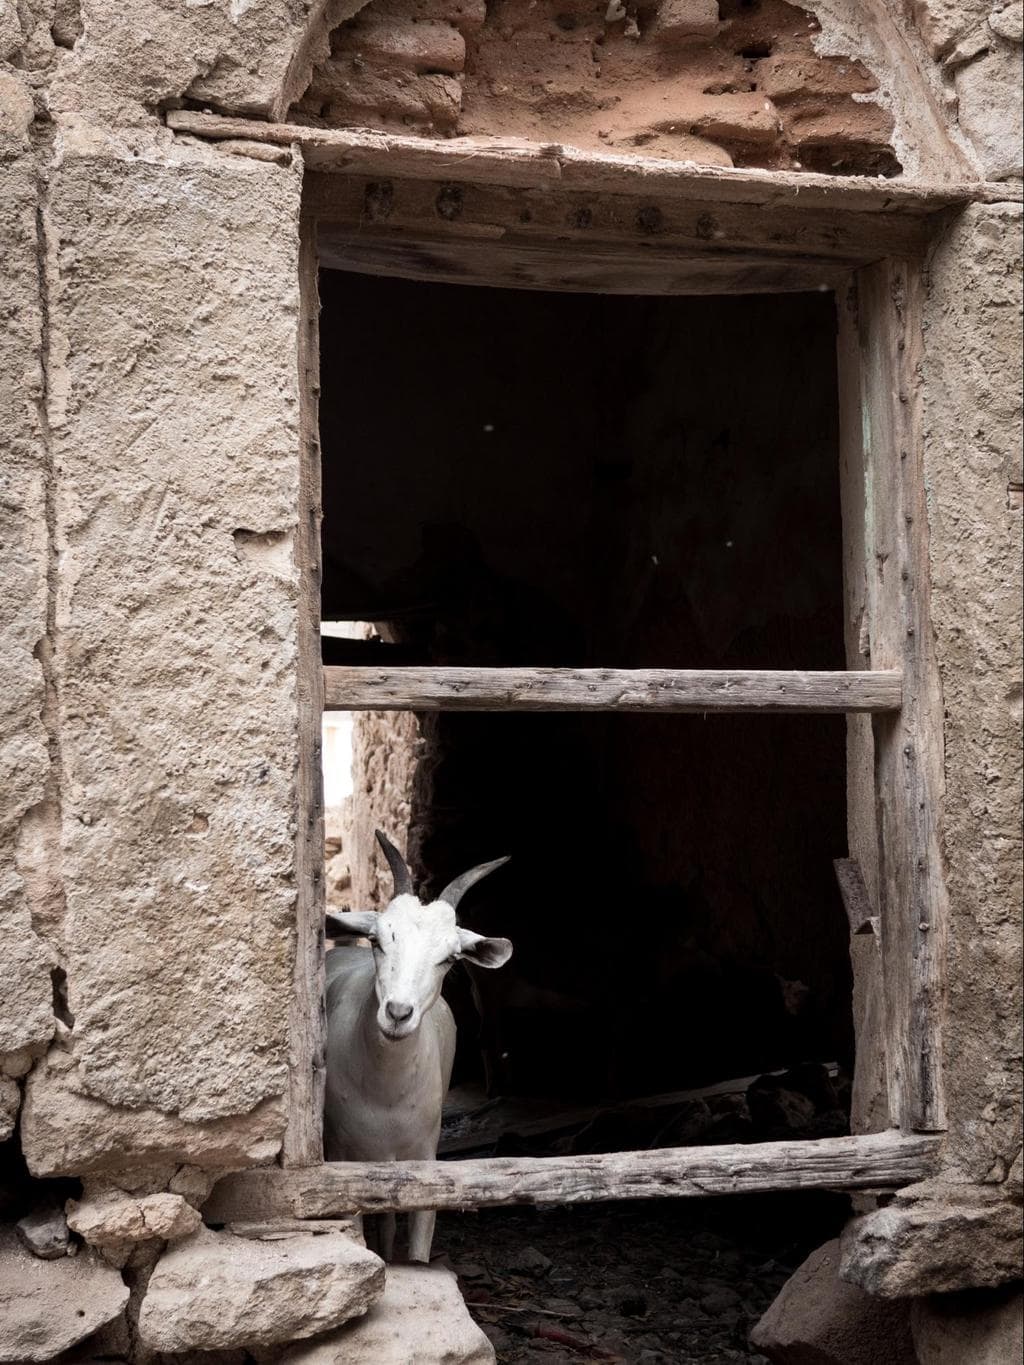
(137, 1225), (385, 1352)
(16, 1200), (71, 1260)
(0, 1227), (129, 1363)
(508, 1244), (553, 1276)
(276, 1264), (495, 1364)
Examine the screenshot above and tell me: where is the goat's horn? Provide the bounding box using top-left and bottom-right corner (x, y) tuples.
(375, 830), (414, 898)
(438, 856), (510, 911)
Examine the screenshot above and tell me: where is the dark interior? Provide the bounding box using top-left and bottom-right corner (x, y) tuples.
(319, 270), (852, 1109)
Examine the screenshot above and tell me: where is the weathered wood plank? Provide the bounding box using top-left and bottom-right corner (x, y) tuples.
(166, 111), (1017, 213)
(857, 260), (948, 1134)
(323, 667), (902, 714)
(307, 172), (932, 265)
(281, 220), (328, 1167)
(315, 229), (849, 296)
(204, 1132), (940, 1220)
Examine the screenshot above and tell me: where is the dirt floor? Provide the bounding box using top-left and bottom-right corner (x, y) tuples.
(435, 1191), (849, 1363)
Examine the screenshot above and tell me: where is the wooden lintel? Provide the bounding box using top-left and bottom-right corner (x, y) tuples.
(315, 229), (850, 295)
(307, 173), (933, 275)
(322, 667), (902, 715)
(165, 111), (1017, 215)
(203, 1131), (940, 1220)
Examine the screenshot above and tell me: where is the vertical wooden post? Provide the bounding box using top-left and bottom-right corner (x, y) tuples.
(836, 276), (890, 1138)
(283, 209), (328, 1165)
(857, 260), (947, 1134)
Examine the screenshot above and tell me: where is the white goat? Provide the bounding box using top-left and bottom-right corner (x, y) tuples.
(324, 830), (512, 1263)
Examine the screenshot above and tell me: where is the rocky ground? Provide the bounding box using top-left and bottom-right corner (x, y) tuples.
(436, 1190), (850, 1364)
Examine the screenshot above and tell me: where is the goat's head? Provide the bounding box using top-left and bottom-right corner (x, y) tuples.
(326, 830), (513, 1041)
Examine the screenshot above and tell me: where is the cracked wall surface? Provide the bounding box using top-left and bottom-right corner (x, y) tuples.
(11, 127), (307, 1175)
(0, 72), (56, 1107)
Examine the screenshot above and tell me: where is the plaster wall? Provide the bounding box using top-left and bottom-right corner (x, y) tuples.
(920, 200), (1022, 1189)
(0, 0), (1019, 1321)
(2, 114), (309, 1179)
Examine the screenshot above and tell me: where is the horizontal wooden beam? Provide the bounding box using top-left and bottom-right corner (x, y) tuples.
(309, 173), (931, 287)
(316, 229), (850, 296)
(323, 667), (902, 714)
(165, 112), (1017, 215)
(203, 1132), (940, 1220)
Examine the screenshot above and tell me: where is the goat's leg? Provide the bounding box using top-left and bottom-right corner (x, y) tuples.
(407, 1209), (435, 1265)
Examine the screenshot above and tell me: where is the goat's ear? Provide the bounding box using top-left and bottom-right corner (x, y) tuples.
(326, 911), (379, 941)
(457, 928), (512, 969)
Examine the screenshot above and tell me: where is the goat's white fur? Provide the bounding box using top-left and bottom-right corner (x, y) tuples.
(324, 864), (511, 1263)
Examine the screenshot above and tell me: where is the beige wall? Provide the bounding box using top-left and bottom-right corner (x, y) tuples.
(920, 200), (1023, 1187)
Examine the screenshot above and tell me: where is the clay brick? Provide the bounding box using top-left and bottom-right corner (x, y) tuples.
(780, 98), (895, 150)
(690, 93), (781, 144)
(758, 53), (879, 101)
(370, 0), (487, 33)
(312, 63), (463, 128)
(648, 0), (720, 45)
(333, 17), (466, 74)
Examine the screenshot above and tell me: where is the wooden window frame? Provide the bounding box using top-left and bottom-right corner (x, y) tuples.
(162, 111), (976, 1215)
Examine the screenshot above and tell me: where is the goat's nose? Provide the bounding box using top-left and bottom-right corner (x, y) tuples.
(385, 1000), (413, 1023)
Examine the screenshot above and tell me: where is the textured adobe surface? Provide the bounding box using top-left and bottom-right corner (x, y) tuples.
(294, 0), (901, 173)
(0, 83), (54, 1085)
(920, 202), (1023, 1188)
(6, 128), (310, 1177)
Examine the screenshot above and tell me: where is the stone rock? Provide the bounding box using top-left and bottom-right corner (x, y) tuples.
(955, 46), (1024, 178)
(168, 1164), (220, 1208)
(67, 1188), (202, 1264)
(16, 1200), (72, 1260)
(0, 1077), (18, 1141)
(137, 1225), (385, 1352)
(841, 1184), (1024, 1296)
(0, 1227), (129, 1363)
(277, 1264), (495, 1364)
(649, 0), (720, 44)
(21, 1053), (284, 1178)
(508, 1244), (553, 1276)
(751, 1238), (917, 1364)
(48, 0), (374, 122)
(912, 1283), (1023, 1364)
(990, 1), (1024, 42)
